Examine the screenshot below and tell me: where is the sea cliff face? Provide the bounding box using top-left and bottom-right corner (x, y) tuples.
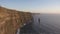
(0, 6), (32, 34)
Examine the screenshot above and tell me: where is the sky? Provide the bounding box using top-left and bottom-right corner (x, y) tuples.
(0, 0), (60, 13)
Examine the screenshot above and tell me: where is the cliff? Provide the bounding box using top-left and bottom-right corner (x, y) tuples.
(0, 6), (32, 34)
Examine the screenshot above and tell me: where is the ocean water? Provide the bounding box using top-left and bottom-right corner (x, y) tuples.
(40, 13), (60, 34)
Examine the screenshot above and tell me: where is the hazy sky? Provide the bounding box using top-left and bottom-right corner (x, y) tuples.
(0, 0), (60, 13)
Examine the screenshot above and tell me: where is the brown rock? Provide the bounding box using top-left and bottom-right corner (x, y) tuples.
(0, 6), (32, 34)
